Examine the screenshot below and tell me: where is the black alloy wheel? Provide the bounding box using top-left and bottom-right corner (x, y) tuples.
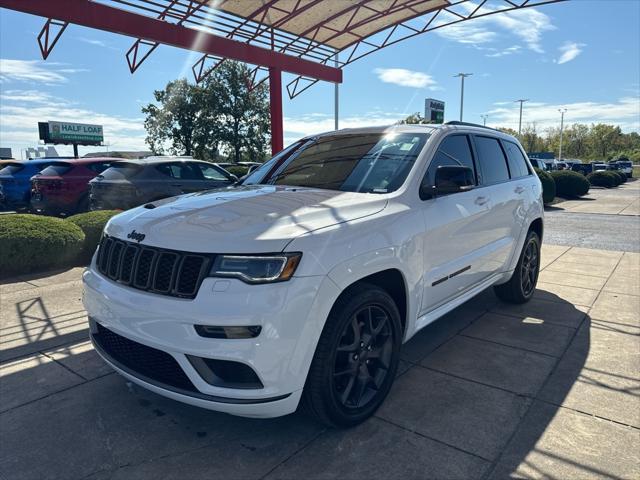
(494, 230), (541, 304)
(520, 238), (539, 297)
(332, 305), (394, 409)
(302, 283), (402, 427)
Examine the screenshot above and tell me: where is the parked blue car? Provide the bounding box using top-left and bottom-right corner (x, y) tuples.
(0, 159), (64, 210)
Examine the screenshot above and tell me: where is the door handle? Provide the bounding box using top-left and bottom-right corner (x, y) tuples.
(475, 196), (489, 206)
(514, 185), (525, 194)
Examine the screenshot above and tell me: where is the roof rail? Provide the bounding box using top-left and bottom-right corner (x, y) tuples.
(445, 121), (500, 132)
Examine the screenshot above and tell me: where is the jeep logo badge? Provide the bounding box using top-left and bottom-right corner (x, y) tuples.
(127, 230), (146, 243)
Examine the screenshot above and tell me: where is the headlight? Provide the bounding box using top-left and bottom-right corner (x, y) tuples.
(209, 253), (302, 284)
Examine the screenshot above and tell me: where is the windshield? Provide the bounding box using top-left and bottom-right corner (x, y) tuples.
(99, 162), (143, 179)
(258, 132), (429, 193)
(0, 163), (25, 175)
(39, 162), (73, 176)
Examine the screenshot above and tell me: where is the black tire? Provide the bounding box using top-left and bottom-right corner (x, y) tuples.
(494, 230), (540, 304)
(302, 283), (402, 427)
(75, 194), (90, 214)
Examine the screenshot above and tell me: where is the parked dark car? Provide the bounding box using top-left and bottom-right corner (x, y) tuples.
(30, 158), (122, 215)
(0, 158), (64, 210)
(89, 157), (237, 211)
(571, 163), (593, 176)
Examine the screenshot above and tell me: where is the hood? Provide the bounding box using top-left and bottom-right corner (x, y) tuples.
(105, 185), (387, 253)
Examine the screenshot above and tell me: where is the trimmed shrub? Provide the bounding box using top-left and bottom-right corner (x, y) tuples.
(225, 166), (249, 178)
(0, 214), (85, 277)
(608, 171), (623, 186)
(613, 170), (627, 184)
(549, 170), (590, 198)
(587, 171), (617, 188)
(66, 210), (121, 262)
(534, 168), (556, 204)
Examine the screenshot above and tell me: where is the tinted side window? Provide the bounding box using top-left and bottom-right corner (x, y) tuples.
(87, 162), (113, 174)
(424, 135), (476, 187)
(175, 163), (203, 180)
(475, 136), (509, 185)
(503, 141), (531, 178)
(196, 163), (229, 181)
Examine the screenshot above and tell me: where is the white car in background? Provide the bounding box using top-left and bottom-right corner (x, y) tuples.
(83, 122), (544, 426)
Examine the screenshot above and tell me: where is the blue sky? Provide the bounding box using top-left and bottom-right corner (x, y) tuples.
(1, 0), (639, 157)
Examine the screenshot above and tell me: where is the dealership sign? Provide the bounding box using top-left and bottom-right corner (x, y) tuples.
(424, 98), (445, 124)
(38, 121), (104, 145)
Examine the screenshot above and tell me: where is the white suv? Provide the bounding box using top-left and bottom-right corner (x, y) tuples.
(83, 123), (543, 427)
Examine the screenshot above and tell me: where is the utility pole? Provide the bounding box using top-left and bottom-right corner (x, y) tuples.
(454, 73), (472, 121)
(558, 108), (567, 161)
(515, 99), (529, 135)
(480, 114), (488, 126)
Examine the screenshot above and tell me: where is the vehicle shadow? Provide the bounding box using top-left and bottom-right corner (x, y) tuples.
(0, 288), (592, 479)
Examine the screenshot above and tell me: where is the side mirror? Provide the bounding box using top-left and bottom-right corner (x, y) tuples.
(421, 165), (475, 199)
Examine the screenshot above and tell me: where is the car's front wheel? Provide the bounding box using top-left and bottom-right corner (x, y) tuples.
(302, 283), (402, 427)
(494, 230), (540, 304)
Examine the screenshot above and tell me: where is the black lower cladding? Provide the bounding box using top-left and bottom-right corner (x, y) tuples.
(92, 322), (198, 392)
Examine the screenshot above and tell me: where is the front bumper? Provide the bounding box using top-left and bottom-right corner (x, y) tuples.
(82, 263), (340, 418)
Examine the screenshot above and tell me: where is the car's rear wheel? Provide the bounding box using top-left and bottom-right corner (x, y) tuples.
(302, 283), (402, 427)
(494, 230), (540, 304)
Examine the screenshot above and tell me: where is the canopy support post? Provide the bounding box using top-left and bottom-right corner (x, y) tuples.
(269, 67), (283, 155)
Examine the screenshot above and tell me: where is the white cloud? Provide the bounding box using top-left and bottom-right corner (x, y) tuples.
(284, 112), (407, 139)
(434, 23), (497, 45)
(0, 90), (146, 152)
(78, 37), (108, 48)
(488, 97), (640, 133)
(433, 4), (555, 54)
(374, 68), (439, 89)
(485, 45), (522, 58)
(0, 59), (88, 84)
(556, 41), (585, 64)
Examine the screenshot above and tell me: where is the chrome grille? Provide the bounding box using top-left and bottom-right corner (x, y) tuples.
(96, 235), (210, 299)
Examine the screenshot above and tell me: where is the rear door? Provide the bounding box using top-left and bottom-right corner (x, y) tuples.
(471, 135), (521, 275)
(419, 134), (493, 314)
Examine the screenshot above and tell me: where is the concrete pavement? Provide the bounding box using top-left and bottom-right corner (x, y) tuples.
(1, 244), (638, 479)
(552, 178), (640, 216)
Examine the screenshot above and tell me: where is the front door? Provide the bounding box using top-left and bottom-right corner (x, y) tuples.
(419, 134), (493, 315)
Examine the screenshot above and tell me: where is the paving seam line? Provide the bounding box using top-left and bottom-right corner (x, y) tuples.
(39, 348), (89, 382)
(373, 415), (495, 464)
(257, 428), (328, 480)
(486, 307), (589, 328)
(484, 248), (629, 479)
(0, 371), (115, 416)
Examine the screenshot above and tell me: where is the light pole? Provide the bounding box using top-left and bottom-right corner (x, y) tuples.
(480, 114), (488, 126)
(515, 99), (529, 135)
(558, 108), (567, 161)
(454, 73), (472, 121)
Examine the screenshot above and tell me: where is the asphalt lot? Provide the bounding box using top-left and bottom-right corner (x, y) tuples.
(545, 179), (640, 252)
(1, 180), (639, 479)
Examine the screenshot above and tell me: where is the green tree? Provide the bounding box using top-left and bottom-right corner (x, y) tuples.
(520, 123), (545, 153)
(142, 79), (201, 156)
(564, 123), (589, 158)
(399, 112), (431, 124)
(589, 123), (622, 158)
(211, 62), (270, 163)
(142, 61), (270, 162)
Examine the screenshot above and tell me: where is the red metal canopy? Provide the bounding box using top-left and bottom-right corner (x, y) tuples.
(0, 0), (567, 155)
